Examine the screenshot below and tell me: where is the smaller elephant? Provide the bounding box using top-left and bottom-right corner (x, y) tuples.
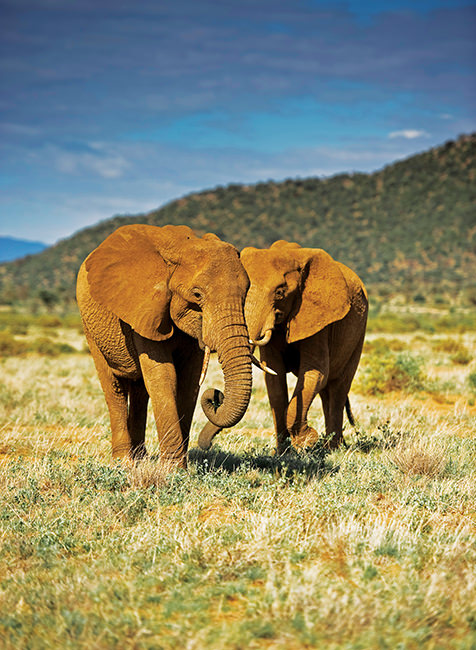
(199, 240), (368, 454)
(76, 224), (254, 470)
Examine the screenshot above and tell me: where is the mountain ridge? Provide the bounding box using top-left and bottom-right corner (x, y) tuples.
(0, 236), (47, 264)
(0, 133), (474, 307)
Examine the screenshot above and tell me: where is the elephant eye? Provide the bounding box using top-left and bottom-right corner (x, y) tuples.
(191, 288), (203, 301)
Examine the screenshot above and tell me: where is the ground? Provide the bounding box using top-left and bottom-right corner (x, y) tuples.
(0, 317), (475, 649)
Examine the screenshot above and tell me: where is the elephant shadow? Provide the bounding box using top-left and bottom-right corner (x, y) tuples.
(186, 446), (339, 480)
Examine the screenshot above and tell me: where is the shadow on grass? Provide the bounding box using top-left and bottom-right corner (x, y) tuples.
(187, 446), (338, 480)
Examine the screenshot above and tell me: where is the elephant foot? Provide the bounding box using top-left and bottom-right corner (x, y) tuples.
(131, 443), (148, 460)
(290, 425), (320, 451)
(322, 432), (344, 450)
(160, 455), (187, 473)
(275, 434), (292, 456)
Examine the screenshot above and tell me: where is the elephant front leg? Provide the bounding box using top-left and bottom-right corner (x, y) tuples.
(136, 339), (189, 471)
(286, 336), (329, 451)
(261, 346), (289, 455)
(175, 337), (204, 449)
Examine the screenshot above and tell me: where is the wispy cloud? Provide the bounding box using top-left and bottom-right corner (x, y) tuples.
(53, 144), (129, 179)
(388, 130), (430, 139)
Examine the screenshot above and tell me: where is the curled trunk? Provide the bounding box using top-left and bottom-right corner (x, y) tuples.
(200, 305), (252, 431)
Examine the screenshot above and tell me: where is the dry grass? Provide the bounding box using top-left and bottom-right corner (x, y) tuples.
(0, 325), (475, 648)
(389, 435), (447, 478)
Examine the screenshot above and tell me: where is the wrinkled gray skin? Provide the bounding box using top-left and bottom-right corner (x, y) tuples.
(199, 240), (368, 454)
(77, 224), (252, 470)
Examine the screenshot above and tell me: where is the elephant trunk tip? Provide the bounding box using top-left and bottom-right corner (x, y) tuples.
(249, 329), (273, 347)
(201, 388), (224, 415)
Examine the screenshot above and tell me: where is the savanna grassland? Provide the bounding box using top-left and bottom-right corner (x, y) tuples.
(0, 309), (475, 649)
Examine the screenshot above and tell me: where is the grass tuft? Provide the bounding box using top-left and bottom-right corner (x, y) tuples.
(389, 436), (448, 478)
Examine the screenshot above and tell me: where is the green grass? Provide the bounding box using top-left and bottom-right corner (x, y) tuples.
(0, 320), (475, 648)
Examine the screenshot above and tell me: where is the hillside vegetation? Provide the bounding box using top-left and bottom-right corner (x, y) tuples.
(0, 134), (474, 308)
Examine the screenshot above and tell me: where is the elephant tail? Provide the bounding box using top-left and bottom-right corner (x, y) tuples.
(345, 397), (355, 427)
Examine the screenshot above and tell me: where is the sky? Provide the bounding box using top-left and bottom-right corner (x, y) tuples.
(1, 0), (475, 244)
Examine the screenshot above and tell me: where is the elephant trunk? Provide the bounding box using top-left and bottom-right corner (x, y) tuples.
(244, 289), (274, 346)
(200, 304), (252, 431)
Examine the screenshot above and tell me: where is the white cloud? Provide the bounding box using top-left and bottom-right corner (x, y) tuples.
(54, 147), (129, 179)
(388, 129), (429, 139)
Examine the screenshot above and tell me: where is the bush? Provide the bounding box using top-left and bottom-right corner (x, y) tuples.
(433, 338), (472, 364)
(357, 351), (425, 395)
(363, 338), (406, 354)
(29, 338), (76, 356)
(433, 338), (466, 354)
(0, 332), (76, 357)
(468, 372), (476, 392)
(0, 332), (28, 356)
(36, 314), (63, 328)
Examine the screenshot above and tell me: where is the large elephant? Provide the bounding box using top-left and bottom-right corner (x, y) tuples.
(76, 224), (253, 470)
(199, 240), (368, 454)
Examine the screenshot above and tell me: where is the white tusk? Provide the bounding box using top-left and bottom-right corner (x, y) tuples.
(251, 354), (277, 376)
(199, 346), (211, 386)
(249, 329), (273, 347)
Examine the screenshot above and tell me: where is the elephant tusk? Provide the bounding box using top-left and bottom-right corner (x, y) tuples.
(251, 354), (277, 376)
(199, 346), (211, 386)
(249, 329), (273, 347)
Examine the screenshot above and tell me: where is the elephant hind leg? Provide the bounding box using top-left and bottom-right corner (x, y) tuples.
(85, 333), (132, 460)
(320, 384), (346, 449)
(127, 378), (149, 459)
(321, 337), (364, 450)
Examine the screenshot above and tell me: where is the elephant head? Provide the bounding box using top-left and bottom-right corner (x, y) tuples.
(85, 224), (252, 430)
(241, 240), (351, 346)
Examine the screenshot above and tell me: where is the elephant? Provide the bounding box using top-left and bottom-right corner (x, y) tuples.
(198, 240), (368, 454)
(76, 223), (254, 470)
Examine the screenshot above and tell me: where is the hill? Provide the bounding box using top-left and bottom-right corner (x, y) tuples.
(0, 134), (474, 308)
(0, 237), (47, 263)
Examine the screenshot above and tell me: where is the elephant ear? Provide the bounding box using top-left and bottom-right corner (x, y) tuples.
(85, 224), (175, 341)
(287, 249), (351, 344)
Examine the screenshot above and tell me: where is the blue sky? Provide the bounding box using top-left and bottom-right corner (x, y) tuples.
(1, 0), (475, 244)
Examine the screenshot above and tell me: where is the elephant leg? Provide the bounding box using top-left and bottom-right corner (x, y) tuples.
(286, 335), (329, 451)
(320, 384), (345, 449)
(174, 338), (204, 448)
(322, 333), (365, 449)
(134, 337), (188, 470)
(261, 346), (289, 455)
(86, 333), (132, 460)
(127, 378), (149, 459)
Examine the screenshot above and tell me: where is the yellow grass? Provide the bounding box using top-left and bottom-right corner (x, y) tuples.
(0, 325), (475, 648)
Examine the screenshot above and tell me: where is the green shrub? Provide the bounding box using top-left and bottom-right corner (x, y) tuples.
(36, 314), (63, 328)
(0, 331), (28, 356)
(0, 312), (31, 335)
(468, 372), (476, 392)
(367, 314), (425, 334)
(363, 338), (406, 354)
(451, 350), (472, 365)
(29, 338), (76, 356)
(433, 338), (472, 364)
(433, 338), (466, 354)
(357, 351), (425, 395)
